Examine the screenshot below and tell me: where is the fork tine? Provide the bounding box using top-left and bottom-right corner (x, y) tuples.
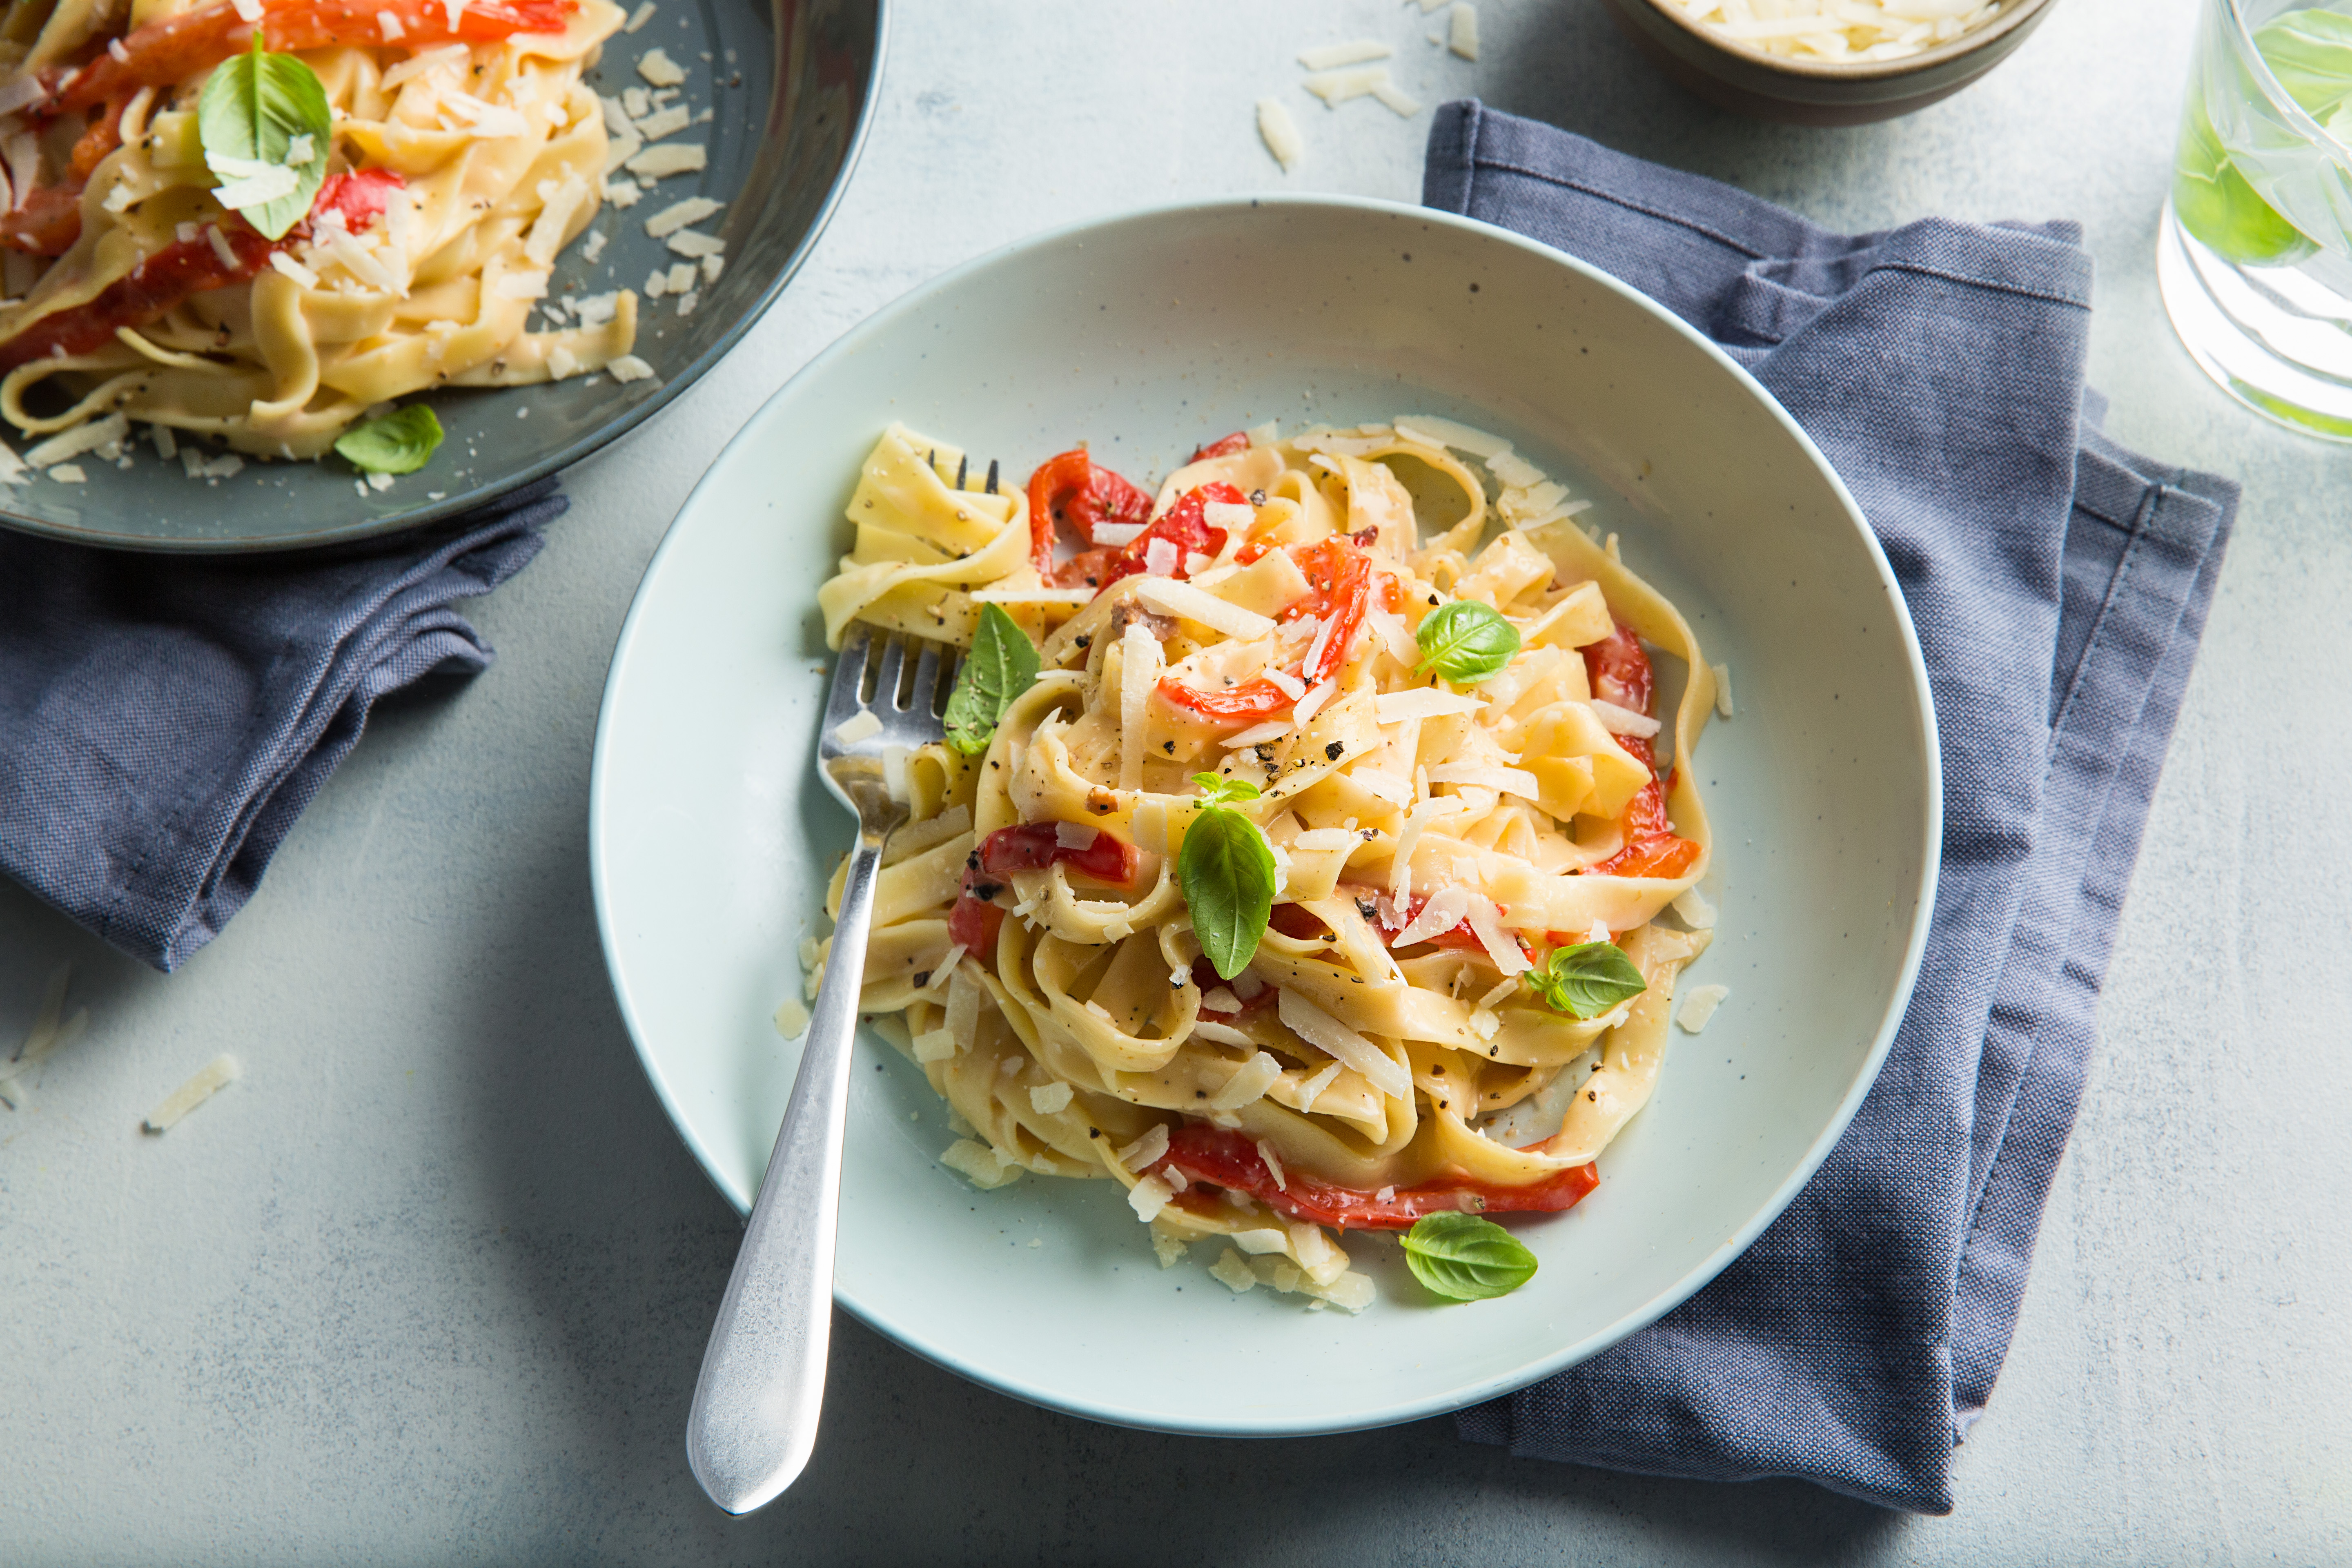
(826, 623), (875, 728)
(872, 632), (909, 712)
(911, 639), (943, 718)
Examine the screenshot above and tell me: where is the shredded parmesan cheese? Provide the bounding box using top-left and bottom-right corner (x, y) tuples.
(1448, 1), (1480, 60)
(1374, 689), (1483, 723)
(1209, 1247), (1258, 1292)
(1134, 577), (1276, 639)
(626, 143), (706, 179)
(1667, 0), (2008, 61)
(1589, 699), (1662, 739)
(1298, 39), (1392, 69)
(1117, 1122), (1172, 1172)
(941, 1139), (1023, 1189)
(1278, 990), (1410, 1099)
(1256, 97), (1304, 171)
(1119, 621), (1160, 791)
(1126, 1174), (1174, 1221)
(143, 1055), (239, 1132)
(1677, 984), (1730, 1033)
(1206, 1051), (1283, 1111)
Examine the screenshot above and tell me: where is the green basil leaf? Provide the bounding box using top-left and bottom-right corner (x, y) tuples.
(943, 604), (1040, 755)
(333, 405), (443, 474)
(1522, 941), (1647, 1020)
(2172, 93), (2312, 265)
(198, 32), (331, 241)
(1189, 771), (1263, 807)
(1402, 1212), (1539, 1302)
(1414, 599), (1521, 685)
(1177, 804), (1274, 980)
(2255, 7), (2352, 116)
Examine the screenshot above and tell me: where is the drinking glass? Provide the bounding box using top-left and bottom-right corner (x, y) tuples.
(2161, 0), (2352, 437)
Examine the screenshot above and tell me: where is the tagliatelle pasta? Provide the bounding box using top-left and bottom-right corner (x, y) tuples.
(814, 418), (1719, 1310)
(0, 0), (642, 466)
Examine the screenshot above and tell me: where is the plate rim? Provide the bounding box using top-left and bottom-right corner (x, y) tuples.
(587, 191), (1944, 1437)
(0, 0), (891, 556)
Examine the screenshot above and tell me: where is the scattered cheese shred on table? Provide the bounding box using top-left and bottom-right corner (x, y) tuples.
(1303, 65), (1389, 107)
(1714, 661), (1736, 718)
(1256, 97), (1304, 170)
(144, 1055), (240, 1132)
(0, 964), (86, 1110)
(1297, 39), (1391, 69)
(1677, 984), (1731, 1035)
(1448, 2), (1480, 60)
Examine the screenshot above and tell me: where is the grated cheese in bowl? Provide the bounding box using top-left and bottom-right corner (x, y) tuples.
(1664, 0), (2010, 63)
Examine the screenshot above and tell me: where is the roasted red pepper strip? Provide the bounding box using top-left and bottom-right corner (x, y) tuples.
(1025, 446), (1154, 572)
(1582, 619), (1655, 768)
(1153, 1123), (1598, 1232)
(44, 0), (578, 117)
(1188, 430), (1249, 462)
(1591, 776), (1702, 879)
(0, 170), (406, 369)
(314, 167), (405, 231)
(944, 890), (1002, 954)
(1, 99), (128, 256)
(1091, 482), (1245, 594)
(1154, 535), (1376, 726)
(0, 186), (83, 257)
(1331, 885), (1494, 954)
(0, 223), (274, 372)
(946, 822), (1140, 953)
(1577, 620), (1699, 877)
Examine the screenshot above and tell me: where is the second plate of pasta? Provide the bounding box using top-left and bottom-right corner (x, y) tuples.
(591, 196), (1940, 1435)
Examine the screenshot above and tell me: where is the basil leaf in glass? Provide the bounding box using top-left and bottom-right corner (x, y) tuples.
(943, 604), (1041, 755)
(1414, 599), (1521, 685)
(1402, 1212), (1539, 1302)
(1177, 797), (1274, 980)
(334, 405), (443, 474)
(1522, 941), (1647, 1020)
(198, 32), (332, 241)
(2254, 7), (2352, 117)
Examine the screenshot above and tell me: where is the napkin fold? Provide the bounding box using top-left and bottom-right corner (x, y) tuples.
(1428, 105), (2237, 1515)
(0, 481), (561, 972)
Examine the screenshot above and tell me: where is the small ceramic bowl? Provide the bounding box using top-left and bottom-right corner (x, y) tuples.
(1599, 0), (2062, 126)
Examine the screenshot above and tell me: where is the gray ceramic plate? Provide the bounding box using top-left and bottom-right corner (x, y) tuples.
(591, 196), (1941, 1435)
(0, 0), (883, 553)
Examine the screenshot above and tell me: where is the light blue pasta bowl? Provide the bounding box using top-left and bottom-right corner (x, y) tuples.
(589, 195), (1939, 1437)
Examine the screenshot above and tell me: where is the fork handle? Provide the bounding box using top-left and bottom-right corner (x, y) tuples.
(686, 832), (885, 1515)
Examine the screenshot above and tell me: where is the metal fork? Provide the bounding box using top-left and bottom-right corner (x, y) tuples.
(687, 622), (956, 1515)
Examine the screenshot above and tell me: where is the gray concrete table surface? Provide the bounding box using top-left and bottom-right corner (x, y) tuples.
(3, 0), (2345, 1561)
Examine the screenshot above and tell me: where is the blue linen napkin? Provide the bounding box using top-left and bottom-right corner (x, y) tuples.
(1428, 105), (2238, 1515)
(0, 480), (560, 972)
